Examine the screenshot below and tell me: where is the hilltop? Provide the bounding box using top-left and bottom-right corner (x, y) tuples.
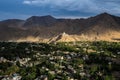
(0, 13), (120, 42)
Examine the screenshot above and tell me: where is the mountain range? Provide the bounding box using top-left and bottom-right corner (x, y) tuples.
(0, 12), (120, 42)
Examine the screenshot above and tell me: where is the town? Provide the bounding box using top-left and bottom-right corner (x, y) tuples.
(0, 41), (120, 80)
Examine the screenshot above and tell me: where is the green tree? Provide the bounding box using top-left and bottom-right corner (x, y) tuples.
(5, 65), (19, 75)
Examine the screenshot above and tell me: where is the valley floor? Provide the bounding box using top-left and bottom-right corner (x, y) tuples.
(0, 41), (120, 80)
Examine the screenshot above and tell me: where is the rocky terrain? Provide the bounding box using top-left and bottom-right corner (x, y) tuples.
(0, 13), (120, 42)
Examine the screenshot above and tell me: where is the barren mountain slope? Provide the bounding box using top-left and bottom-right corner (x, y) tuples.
(0, 13), (120, 42)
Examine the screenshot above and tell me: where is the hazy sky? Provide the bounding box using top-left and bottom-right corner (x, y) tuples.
(0, 0), (120, 20)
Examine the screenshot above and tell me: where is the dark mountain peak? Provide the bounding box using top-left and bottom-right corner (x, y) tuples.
(28, 16), (38, 19)
(24, 15), (57, 27)
(1, 19), (24, 23)
(0, 19), (24, 28)
(96, 12), (113, 18)
(87, 12), (115, 22)
(100, 12), (111, 16)
(85, 12), (120, 31)
(40, 15), (55, 19)
(27, 15), (55, 21)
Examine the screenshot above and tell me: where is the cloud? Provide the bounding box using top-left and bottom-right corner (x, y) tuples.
(23, 1), (31, 4)
(0, 0), (120, 20)
(22, 0), (96, 14)
(23, 0), (95, 10)
(23, 0), (120, 15)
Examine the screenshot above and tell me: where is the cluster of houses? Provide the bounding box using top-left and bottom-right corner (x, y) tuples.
(0, 73), (21, 80)
(0, 42), (119, 80)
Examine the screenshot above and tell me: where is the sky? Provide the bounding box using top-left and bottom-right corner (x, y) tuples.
(0, 0), (120, 20)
